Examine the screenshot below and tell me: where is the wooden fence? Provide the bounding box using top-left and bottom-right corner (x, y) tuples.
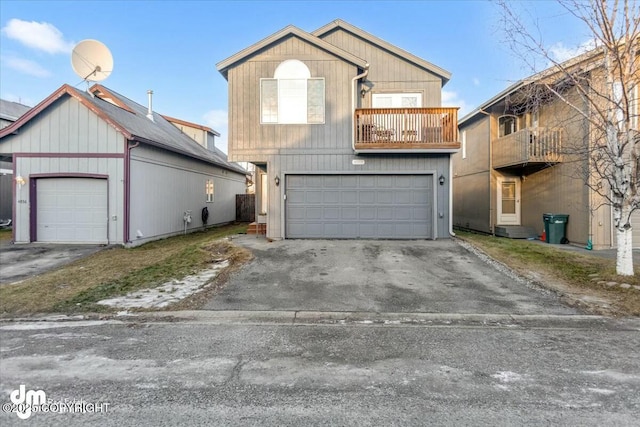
(236, 194), (255, 222)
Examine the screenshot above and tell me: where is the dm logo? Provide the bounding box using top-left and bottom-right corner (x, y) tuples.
(10, 385), (46, 420)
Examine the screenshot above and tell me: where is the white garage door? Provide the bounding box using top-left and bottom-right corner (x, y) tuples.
(37, 178), (108, 243)
(286, 174), (433, 239)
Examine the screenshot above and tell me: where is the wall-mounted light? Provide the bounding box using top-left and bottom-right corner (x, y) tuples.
(15, 175), (26, 187)
(360, 88), (366, 98)
(274, 175), (280, 186)
(438, 174), (445, 186)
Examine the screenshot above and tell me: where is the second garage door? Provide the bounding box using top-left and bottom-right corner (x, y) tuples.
(286, 174), (433, 239)
(36, 178), (108, 243)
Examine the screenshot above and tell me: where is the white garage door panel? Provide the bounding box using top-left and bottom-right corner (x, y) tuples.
(37, 178), (108, 243)
(286, 175), (433, 239)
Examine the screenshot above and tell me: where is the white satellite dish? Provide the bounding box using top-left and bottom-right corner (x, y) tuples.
(71, 39), (113, 82)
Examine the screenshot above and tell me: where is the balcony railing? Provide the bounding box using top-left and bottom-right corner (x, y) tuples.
(354, 107), (460, 151)
(492, 128), (563, 170)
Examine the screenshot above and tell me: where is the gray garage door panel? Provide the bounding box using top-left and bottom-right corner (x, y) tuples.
(286, 175), (433, 239)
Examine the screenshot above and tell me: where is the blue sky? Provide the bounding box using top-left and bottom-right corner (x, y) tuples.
(0, 0), (590, 153)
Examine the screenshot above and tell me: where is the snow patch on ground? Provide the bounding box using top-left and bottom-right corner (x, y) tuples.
(97, 260), (229, 309)
(492, 371), (525, 383)
(0, 320), (120, 331)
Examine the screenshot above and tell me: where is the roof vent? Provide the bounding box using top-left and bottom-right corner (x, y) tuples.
(146, 90), (154, 121)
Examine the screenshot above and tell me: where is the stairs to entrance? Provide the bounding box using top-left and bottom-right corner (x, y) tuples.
(247, 222), (266, 235)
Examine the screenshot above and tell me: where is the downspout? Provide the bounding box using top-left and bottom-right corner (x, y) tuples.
(352, 63), (370, 152)
(124, 139), (140, 244)
(478, 108), (492, 235)
(449, 157), (456, 237)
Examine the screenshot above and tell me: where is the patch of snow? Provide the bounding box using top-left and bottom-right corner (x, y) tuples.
(97, 261), (229, 309)
(586, 388), (616, 395)
(492, 371), (524, 383)
(0, 320), (120, 331)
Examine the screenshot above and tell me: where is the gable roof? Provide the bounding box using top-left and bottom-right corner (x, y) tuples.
(0, 99), (31, 122)
(216, 24), (369, 78)
(459, 46), (606, 126)
(313, 19), (452, 84)
(0, 84), (245, 175)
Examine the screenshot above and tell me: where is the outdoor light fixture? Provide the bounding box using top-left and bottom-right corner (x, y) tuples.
(274, 175), (280, 186)
(15, 175), (26, 187)
(360, 88), (366, 98)
(439, 174), (445, 185)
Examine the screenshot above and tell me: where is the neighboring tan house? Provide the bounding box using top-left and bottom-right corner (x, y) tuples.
(454, 50), (639, 249)
(0, 84), (246, 246)
(217, 19), (459, 239)
(0, 99), (31, 222)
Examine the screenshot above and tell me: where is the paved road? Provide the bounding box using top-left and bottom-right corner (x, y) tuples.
(1, 315), (639, 426)
(2, 237), (639, 425)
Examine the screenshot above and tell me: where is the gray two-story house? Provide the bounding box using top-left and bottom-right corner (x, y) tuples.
(217, 19), (459, 240)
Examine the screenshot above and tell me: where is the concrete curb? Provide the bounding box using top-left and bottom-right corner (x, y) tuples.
(2, 311), (639, 330)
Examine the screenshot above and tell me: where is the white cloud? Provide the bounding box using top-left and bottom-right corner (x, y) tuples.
(442, 90), (470, 117)
(203, 109), (229, 154)
(549, 39), (597, 63)
(472, 77), (480, 86)
(4, 56), (50, 77)
(2, 18), (74, 54)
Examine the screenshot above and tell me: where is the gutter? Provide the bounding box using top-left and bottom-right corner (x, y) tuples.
(351, 64), (370, 152)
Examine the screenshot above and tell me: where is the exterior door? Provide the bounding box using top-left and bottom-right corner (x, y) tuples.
(497, 177), (520, 225)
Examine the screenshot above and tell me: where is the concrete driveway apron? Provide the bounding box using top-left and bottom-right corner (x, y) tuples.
(204, 236), (577, 315)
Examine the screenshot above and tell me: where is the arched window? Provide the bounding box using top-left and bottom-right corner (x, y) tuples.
(260, 60), (325, 124)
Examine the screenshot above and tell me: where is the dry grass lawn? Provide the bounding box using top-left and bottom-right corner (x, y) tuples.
(457, 231), (640, 316)
(0, 224), (250, 316)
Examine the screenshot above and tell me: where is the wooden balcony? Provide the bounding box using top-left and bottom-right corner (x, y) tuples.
(354, 107), (460, 152)
(492, 128), (563, 171)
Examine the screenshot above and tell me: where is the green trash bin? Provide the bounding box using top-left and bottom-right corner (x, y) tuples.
(543, 213), (569, 244)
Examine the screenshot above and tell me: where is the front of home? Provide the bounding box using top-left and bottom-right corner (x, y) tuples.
(0, 84), (246, 246)
(217, 19), (459, 240)
(454, 53), (640, 249)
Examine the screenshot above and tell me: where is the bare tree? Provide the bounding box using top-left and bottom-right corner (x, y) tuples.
(498, 0), (639, 276)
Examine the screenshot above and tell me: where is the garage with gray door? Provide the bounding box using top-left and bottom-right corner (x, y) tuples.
(285, 174), (434, 239)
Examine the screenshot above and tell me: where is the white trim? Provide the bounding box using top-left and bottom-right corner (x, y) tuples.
(497, 176), (521, 225)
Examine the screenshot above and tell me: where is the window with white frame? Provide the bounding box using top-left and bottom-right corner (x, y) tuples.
(206, 179), (214, 203)
(260, 59), (325, 124)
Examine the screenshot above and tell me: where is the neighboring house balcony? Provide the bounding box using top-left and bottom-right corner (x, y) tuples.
(354, 107), (460, 152)
(492, 127), (563, 173)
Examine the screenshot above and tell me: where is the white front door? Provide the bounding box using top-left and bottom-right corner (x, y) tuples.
(497, 177), (521, 225)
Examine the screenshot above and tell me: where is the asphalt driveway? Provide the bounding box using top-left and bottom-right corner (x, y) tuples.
(0, 241), (105, 285)
(205, 236), (579, 315)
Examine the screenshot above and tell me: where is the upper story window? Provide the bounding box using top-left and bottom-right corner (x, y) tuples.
(260, 60), (325, 124)
(498, 115), (518, 137)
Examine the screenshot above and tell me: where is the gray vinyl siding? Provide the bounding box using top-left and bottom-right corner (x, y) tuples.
(0, 97), (123, 155)
(318, 28), (443, 106)
(128, 145), (245, 246)
(453, 116), (492, 233)
(227, 36), (355, 162)
(264, 153), (450, 239)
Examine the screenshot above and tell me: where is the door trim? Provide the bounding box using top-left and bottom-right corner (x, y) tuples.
(497, 176), (521, 225)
